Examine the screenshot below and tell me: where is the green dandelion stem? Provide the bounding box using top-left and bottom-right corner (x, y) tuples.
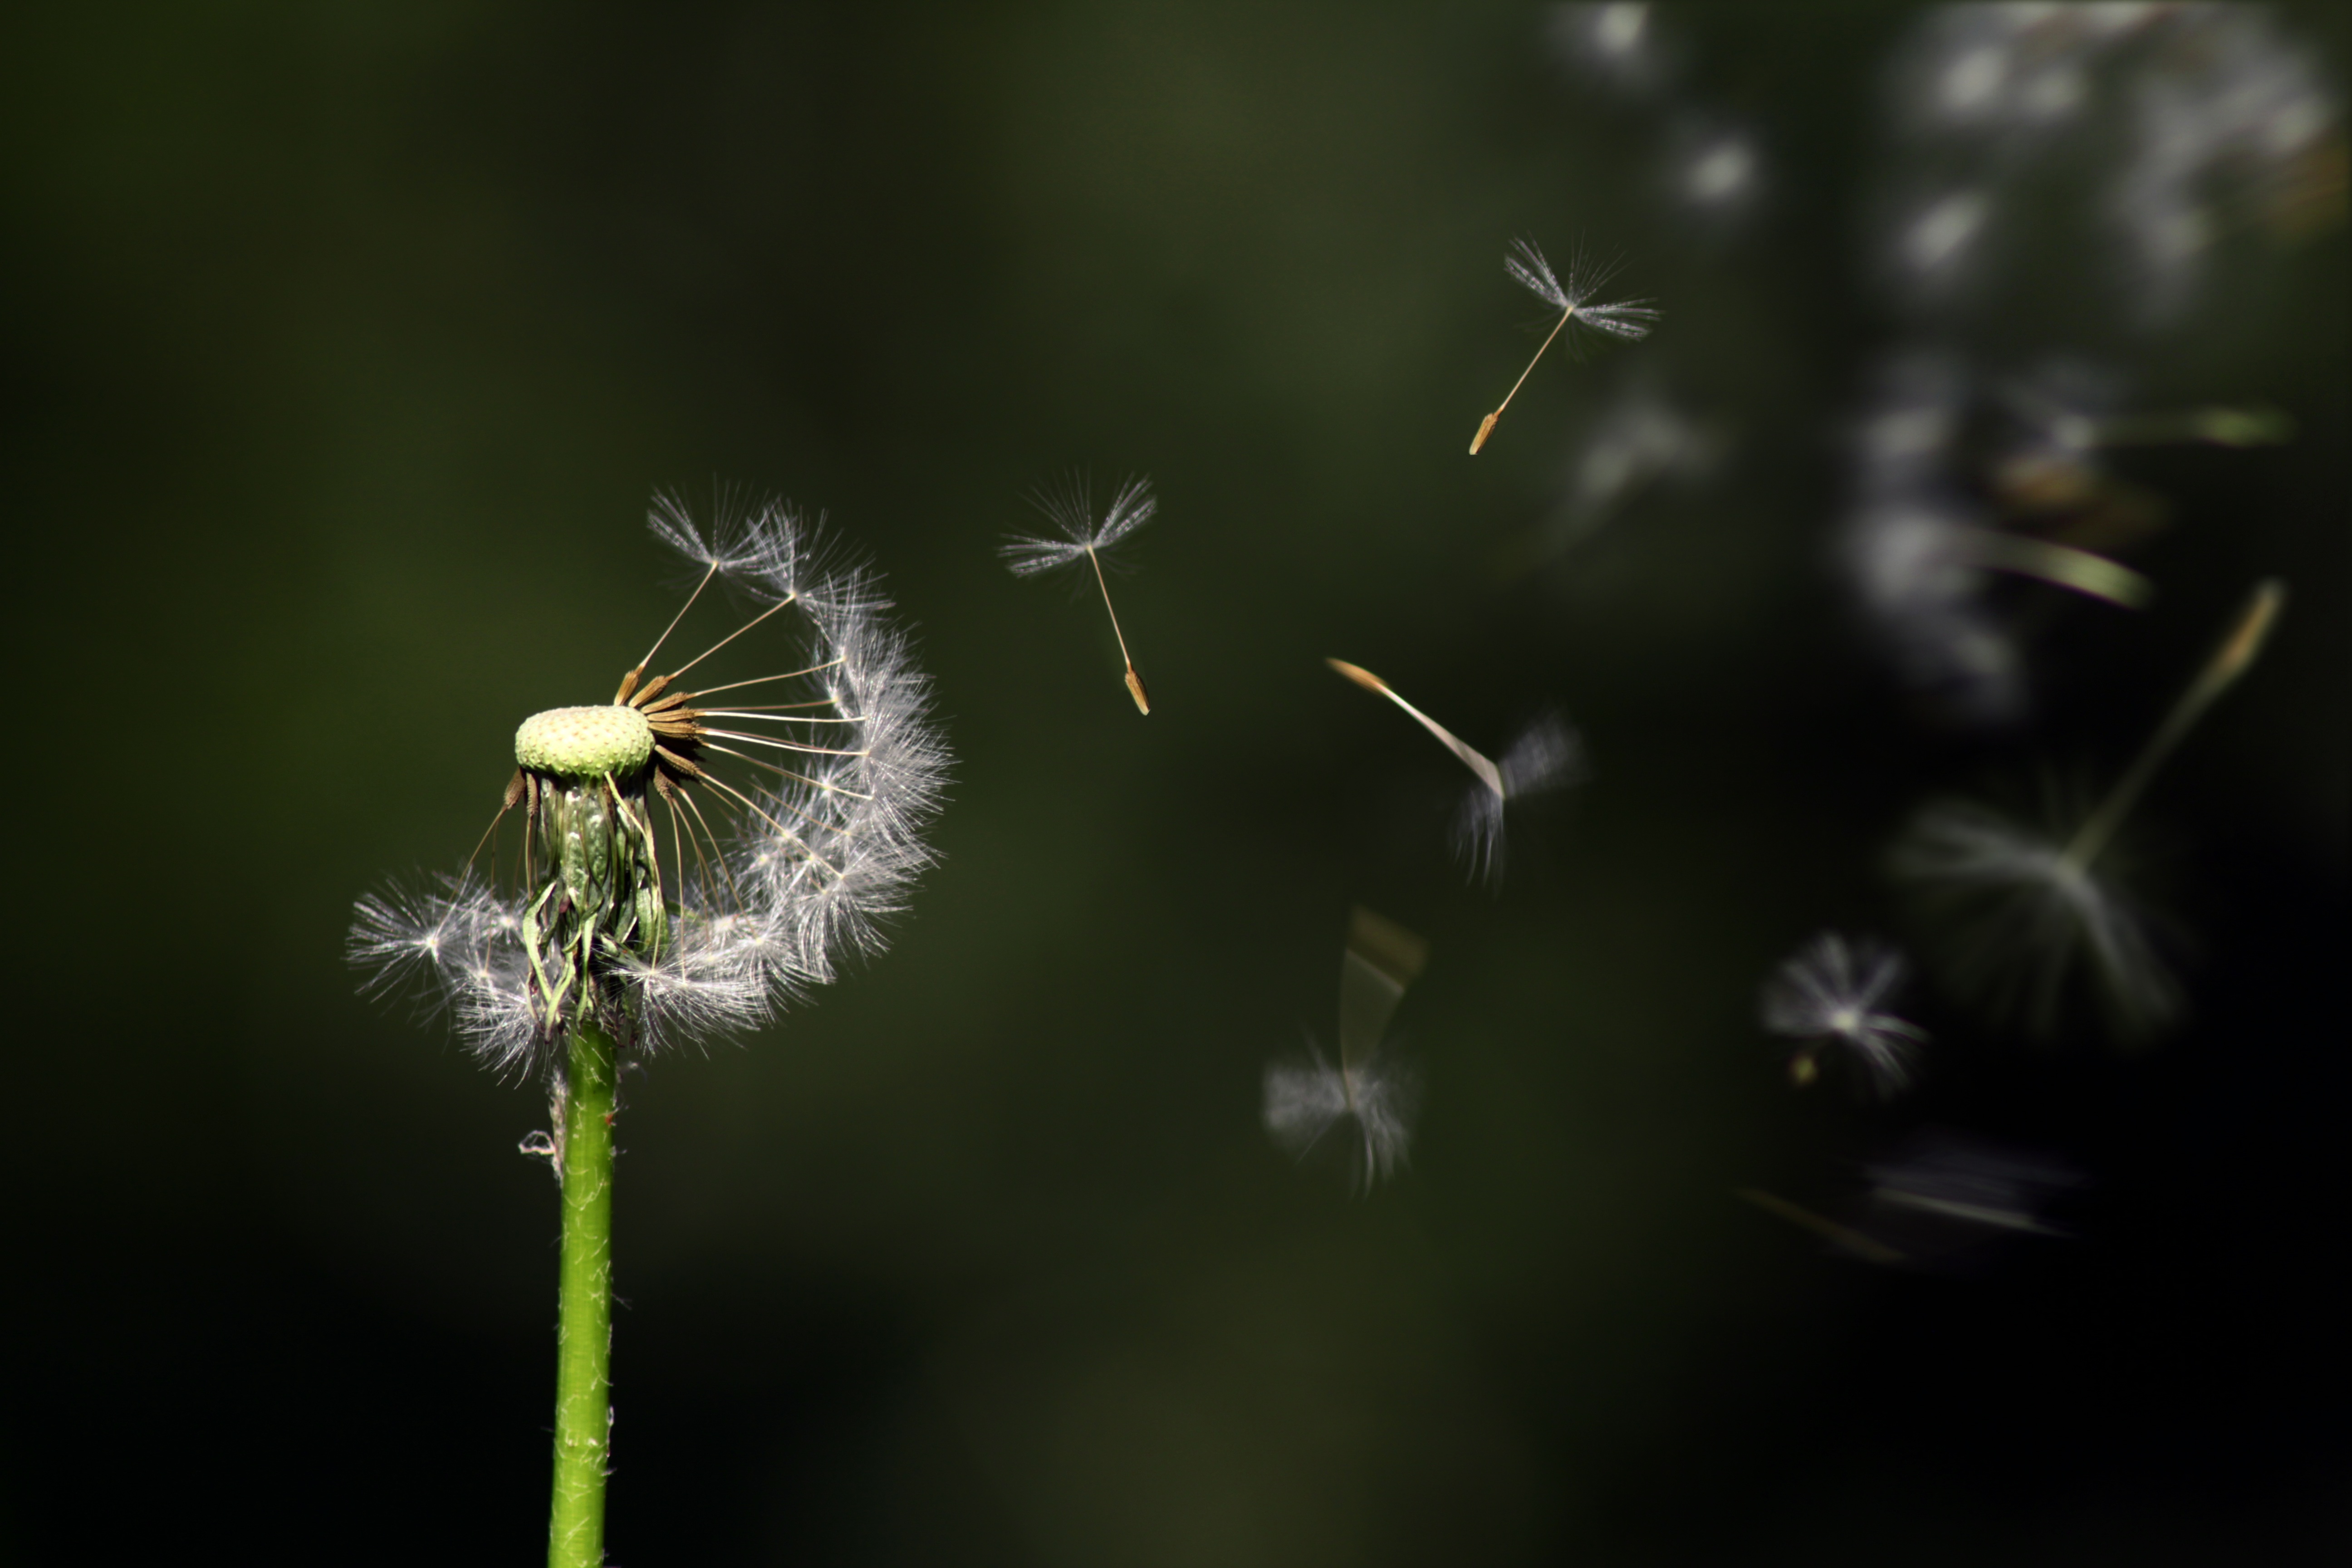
(548, 1020), (619, 1568)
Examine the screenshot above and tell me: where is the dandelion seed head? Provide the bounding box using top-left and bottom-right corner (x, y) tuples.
(352, 493), (949, 1075)
(1759, 931), (1927, 1098)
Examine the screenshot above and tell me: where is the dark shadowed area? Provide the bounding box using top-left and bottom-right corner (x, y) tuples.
(4, 4), (2346, 1563)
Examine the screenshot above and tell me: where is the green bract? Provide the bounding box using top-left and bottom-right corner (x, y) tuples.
(516, 705), (656, 779)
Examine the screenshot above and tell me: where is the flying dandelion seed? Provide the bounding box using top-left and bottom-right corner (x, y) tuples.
(1469, 240), (1659, 456)
(1326, 659), (1586, 886)
(1264, 906), (1429, 1193)
(1001, 474), (1157, 714)
(1501, 369), (1722, 573)
(1759, 932), (1928, 1097)
(1738, 1132), (2076, 1271)
(1891, 579), (2284, 1041)
(348, 494), (947, 1565)
(1863, 1132), (2077, 1248)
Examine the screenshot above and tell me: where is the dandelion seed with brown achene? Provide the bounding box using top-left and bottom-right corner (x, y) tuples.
(1469, 239), (1659, 455)
(349, 494), (947, 1568)
(1326, 659), (1586, 885)
(1002, 474), (1157, 714)
(1890, 579), (2284, 1041)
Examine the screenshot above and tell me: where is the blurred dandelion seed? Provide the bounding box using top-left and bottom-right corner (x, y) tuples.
(1759, 932), (1928, 1097)
(1549, 3), (1667, 95)
(1738, 1133), (2076, 1269)
(1864, 1132), (2077, 1245)
(1891, 579), (2285, 1040)
(1002, 474), (1157, 714)
(1326, 659), (1587, 885)
(1501, 371), (1722, 574)
(1264, 907), (1429, 1193)
(1470, 240), (1659, 455)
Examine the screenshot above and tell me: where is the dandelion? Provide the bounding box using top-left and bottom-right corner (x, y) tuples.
(1326, 659), (1587, 886)
(1264, 907), (1429, 1193)
(1891, 579), (2284, 1041)
(1759, 932), (1928, 1096)
(1469, 240), (1659, 456)
(349, 493), (947, 1567)
(1001, 474), (1157, 714)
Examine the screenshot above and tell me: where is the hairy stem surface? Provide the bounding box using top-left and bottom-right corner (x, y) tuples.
(549, 1021), (618, 1568)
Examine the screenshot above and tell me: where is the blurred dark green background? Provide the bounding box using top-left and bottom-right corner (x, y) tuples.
(5, 4), (2346, 1563)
